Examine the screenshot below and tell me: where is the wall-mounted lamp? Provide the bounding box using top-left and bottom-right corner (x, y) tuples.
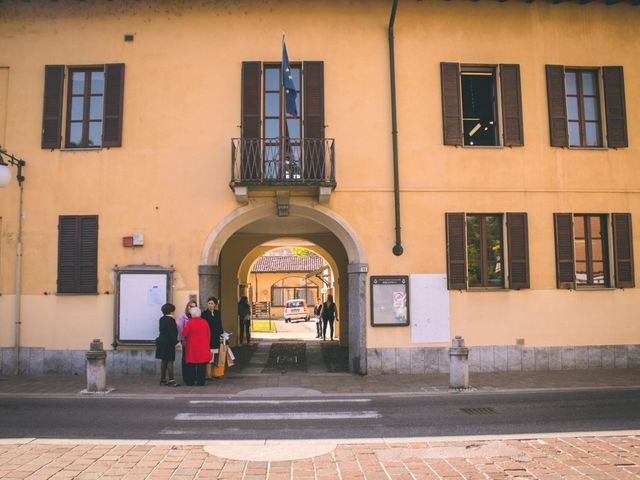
(0, 145), (26, 376)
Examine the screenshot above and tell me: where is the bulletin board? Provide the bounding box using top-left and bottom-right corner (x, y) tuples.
(370, 276), (410, 326)
(113, 265), (174, 346)
(409, 274), (450, 343)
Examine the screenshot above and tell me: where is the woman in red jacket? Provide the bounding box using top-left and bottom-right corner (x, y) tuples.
(181, 307), (212, 386)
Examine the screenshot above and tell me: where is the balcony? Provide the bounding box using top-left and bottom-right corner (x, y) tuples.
(230, 137), (336, 202)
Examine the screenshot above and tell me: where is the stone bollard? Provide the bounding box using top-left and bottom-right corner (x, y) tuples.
(85, 339), (107, 392)
(449, 336), (469, 389)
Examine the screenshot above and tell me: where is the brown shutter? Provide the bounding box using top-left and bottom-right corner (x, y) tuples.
(554, 213), (575, 289)
(303, 61), (325, 180)
(500, 64), (524, 147)
(602, 66), (628, 148)
(545, 65), (568, 147)
(241, 61), (261, 180)
(57, 215), (98, 294)
(78, 215), (99, 294)
(102, 63), (125, 147)
(440, 63), (463, 146)
(42, 65), (64, 149)
(507, 212), (529, 289)
(612, 213), (634, 288)
(446, 213), (467, 290)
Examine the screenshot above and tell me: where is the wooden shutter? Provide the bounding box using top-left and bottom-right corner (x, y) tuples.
(240, 61), (261, 180)
(303, 61), (325, 180)
(545, 65), (568, 147)
(554, 213), (575, 289)
(42, 65), (64, 149)
(507, 212), (529, 289)
(440, 63), (462, 146)
(612, 213), (634, 288)
(57, 215), (98, 294)
(500, 64), (524, 147)
(602, 66), (628, 148)
(446, 213), (467, 290)
(102, 63), (125, 147)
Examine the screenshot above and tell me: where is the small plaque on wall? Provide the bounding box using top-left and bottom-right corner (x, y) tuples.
(370, 275), (409, 326)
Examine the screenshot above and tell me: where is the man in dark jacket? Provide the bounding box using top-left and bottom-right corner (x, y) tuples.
(201, 296), (223, 379)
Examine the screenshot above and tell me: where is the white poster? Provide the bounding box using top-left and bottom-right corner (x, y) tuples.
(410, 274), (450, 343)
(119, 273), (168, 341)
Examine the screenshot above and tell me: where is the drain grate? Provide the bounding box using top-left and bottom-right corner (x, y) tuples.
(460, 407), (497, 415)
(276, 355), (298, 365)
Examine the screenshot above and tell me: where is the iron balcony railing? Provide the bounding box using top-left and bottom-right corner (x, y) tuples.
(231, 137), (335, 185)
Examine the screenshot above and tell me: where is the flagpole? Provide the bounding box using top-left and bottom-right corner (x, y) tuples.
(281, 32), (285, 181)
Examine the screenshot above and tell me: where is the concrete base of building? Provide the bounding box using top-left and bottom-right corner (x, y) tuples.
(366, 345), (640, 374)
(1, 344), (639, 375)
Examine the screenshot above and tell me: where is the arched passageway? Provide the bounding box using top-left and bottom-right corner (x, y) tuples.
(198, 199), (368, 374)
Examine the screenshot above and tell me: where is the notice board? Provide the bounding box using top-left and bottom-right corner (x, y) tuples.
(114, 265), (174, 345)
(409, 274), (450, 343)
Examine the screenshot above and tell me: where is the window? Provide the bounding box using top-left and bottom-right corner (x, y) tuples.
(57, 215), (98, 294)
(67, 68), (104, 148)
(554, 213), (634, 289)
(441, 63), (524, 147)
(466, 214), (504, 287)
(42, 64), (125, 149)
(240, 61), (324, 181)
(446, 212), (529, 290)
(263, 64), (302, 179)
(546, 65), (628, 148)
(270, 276), (318, 306)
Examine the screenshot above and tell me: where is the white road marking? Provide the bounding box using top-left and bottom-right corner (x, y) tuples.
(175, 411), (380, 421)
(189, 399), (371, 405)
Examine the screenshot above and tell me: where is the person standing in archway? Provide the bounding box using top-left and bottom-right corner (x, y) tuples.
(237, 296), (251, 344)
(202, 296), (223, 379)
(314, 298), (323, 339)
(321, 294), (337, 341)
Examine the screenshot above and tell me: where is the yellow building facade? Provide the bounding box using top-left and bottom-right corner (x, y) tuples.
(0, 0), (638, 375)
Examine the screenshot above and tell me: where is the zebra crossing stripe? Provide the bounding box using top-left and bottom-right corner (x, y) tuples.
(175, 411), (380, 421)
(189, 399), (371, 405)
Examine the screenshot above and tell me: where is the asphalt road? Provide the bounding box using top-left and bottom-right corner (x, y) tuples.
(3, 387), (640, 440)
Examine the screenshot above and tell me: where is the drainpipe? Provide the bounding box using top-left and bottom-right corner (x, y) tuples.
(389, 0), (403, 256)
(13, 180), (24, 375)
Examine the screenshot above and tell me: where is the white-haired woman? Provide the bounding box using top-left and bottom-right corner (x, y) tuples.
(181, 306), (212, 386)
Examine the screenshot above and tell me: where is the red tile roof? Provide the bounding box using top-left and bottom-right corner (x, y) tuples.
(251, 255), (324, 273)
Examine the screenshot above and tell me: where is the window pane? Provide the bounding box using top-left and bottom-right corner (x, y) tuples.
(88, 121), (102, 147)
(565, 71), (577, 95)
(265, 68), (280, 91)
(265, 92), (280, 117)
(71, 97), (85, 121)
(466, 215), (481, 286)
(72, 72), (85, 94)
(574, 239), (586, 262)
(568, 121), (581, 146)
(290, 67), (301, 90)
(583, 97), (598, 121)
(286, 118), (300, 138)
(575, 261), (587, 285)
(485, 215), (503, 286)
(590, 216), (602, 238)
(581, 71), (596, 96)
(90, 96), (103, 120)
(265, 119), (279, 139)
(592, 262), (605, 285)
(90, 71), (104, 94)
(591, 239), (603, 262)
(574, 216), (585, 238)
(585, 122), (601, 147)
(68, 122), (83, 147)
(567, 97), (579, 121)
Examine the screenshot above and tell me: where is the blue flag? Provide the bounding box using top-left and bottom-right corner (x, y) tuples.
(282, 38), (298, 118)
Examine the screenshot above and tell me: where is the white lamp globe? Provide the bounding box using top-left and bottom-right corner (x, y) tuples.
(0, 164), (13, 188)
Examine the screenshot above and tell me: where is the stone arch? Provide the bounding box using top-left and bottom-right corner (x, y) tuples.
(198, 199), (369, 374)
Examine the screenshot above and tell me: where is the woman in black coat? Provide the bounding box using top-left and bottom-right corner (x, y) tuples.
(155, 303), (180, 386)
(201, 296), (223, 378)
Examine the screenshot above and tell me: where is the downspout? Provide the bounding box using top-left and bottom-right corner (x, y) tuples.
(389, 0), (403, 256)
(13, 182), (23, 375)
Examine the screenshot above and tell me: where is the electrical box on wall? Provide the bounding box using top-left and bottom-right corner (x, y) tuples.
(132, 233), (144, 246)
